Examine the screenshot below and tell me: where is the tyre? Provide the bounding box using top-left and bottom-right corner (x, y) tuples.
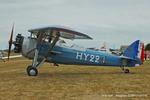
(27, 67), (38, 76)
(124, 69), (129, 73)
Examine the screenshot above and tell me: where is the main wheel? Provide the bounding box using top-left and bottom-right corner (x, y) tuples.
(124, 69), (129, 73)
(27, 66), (38, 76)
(27, 65), (32, 72)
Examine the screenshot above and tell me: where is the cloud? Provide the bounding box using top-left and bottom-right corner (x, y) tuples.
(0, 0), (150, 49)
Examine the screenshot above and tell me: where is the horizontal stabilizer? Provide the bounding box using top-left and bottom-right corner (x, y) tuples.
(120, 55), (136, 61)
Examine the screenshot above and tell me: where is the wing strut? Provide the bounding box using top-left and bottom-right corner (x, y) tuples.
(47, 32), (60, 57)
(26, 31), (60, 76)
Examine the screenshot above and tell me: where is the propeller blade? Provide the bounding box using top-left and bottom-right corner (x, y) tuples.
(8, 24), (14, 60)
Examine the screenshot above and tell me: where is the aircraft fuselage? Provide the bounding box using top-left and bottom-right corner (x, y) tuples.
(21, 37), (124, 67)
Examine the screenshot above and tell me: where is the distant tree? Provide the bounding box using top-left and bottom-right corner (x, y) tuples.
(145, 43), (150, 51)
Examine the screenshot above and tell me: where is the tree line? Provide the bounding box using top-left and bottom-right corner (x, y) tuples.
(145, 43), (150, 51)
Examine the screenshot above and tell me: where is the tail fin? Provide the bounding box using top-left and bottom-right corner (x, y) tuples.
(123, 40), (144, 64)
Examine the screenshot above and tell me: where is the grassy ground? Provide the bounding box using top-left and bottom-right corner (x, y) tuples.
(0, 59), (150, 100)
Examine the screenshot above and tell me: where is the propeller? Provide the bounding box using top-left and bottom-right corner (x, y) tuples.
(8, 24), (14, 60)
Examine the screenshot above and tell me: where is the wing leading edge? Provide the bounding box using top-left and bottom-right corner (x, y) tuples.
(28, 26), (93, 40)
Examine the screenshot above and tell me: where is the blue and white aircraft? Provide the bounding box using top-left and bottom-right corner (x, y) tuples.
(8, 25), (145, 76)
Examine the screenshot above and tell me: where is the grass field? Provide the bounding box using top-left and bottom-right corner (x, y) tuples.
(0, 59), (150, 100)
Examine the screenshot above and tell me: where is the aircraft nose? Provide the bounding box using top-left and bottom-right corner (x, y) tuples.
(22, 37), (37, 58)
(14, 34), (24, 53)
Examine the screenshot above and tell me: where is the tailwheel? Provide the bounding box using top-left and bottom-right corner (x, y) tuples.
(53, 63), (59, 66)
(27, 66), (38, 76)
(124, 69), (130, 73)
(120, 66), (130, 73)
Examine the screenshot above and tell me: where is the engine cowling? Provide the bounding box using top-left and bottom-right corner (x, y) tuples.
(14, 34), (24, 53)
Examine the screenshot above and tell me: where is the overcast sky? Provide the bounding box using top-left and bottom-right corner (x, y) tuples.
(0, 0), (150, 50)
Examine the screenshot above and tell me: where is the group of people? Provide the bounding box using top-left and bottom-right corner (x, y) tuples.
(0, 50), (5, 62)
